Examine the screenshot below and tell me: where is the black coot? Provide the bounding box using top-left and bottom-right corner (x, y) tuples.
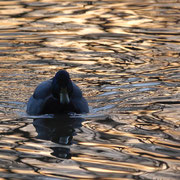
(26, 70), (89, 115)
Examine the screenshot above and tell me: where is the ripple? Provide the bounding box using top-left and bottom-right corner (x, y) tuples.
(0, 0), (180, 179)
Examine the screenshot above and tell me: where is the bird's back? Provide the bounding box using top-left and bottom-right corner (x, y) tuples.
(26, 80), (52, 115)
(26, 77), (89, 115)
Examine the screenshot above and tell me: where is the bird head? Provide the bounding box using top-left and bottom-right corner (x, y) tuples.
(52, 70), (73, 104)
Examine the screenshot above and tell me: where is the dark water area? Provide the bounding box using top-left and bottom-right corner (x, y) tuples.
(0, 0), (180, 179)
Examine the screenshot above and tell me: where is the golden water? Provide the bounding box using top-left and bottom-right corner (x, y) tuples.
(0, 0), (180, 179)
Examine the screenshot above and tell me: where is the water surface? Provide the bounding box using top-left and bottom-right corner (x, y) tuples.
(0, 0), (180, 179)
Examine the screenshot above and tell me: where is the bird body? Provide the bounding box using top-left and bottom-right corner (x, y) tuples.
(26, 70), (89, 115)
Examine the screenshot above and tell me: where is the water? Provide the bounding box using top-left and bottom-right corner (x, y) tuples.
(0, 0), (180, 179)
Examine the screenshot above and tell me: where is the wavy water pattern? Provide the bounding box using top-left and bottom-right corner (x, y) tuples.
(0, 0), (180, 179)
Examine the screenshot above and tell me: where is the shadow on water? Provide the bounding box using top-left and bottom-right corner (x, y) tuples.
(33, 114), (84, 159)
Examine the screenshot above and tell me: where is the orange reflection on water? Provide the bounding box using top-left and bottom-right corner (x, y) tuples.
(86, 166), (137, 174)
(72, 156), (163, 173)
(0, 154), (17, 161)
(0, 0), (180, 179)
(11, 169), (38, 175)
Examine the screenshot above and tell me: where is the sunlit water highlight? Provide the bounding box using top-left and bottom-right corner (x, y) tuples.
(0, 0), (180, 179)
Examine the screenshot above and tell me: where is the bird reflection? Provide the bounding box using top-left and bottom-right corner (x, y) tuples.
(33, 114), (84, 158)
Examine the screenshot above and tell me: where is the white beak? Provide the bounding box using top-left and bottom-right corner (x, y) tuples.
(60, 88), (70, 104)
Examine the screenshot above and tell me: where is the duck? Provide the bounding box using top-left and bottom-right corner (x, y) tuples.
(26, 70), (89, 115)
